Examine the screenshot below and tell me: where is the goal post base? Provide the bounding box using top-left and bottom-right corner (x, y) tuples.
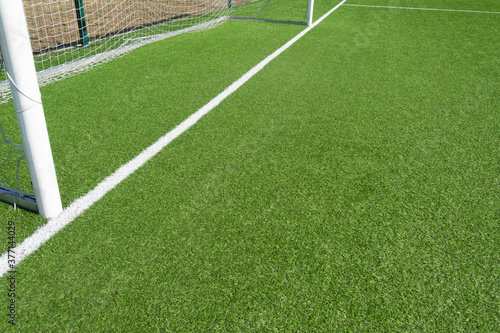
(0, 185), (38, 213)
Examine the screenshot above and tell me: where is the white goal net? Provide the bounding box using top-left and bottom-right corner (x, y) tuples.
(0, 0), (230, 104)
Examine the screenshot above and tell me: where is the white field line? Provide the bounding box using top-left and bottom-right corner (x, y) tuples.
(344, 4), (500, 14)
(0, 1), (348, 277)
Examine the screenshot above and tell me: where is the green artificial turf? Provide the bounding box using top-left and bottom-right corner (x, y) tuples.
(346, 0), (500, 12)
(1, 0), (499, 331)
(231, 0), (310, 23)
(0, 19), (304, 252)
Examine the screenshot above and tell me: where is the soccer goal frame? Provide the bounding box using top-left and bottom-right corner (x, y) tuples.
(0, 0), (229, 217)
(0, 0), (63, 218)
(0, 0), (312, 218)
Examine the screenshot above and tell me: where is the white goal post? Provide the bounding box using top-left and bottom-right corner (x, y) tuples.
(307, 0), (315, 26)
(0, 0), (63, 218)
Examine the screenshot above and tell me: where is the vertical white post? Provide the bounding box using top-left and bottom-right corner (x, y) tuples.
(0, 0), (62, 217)
(307, 0), (315, 26)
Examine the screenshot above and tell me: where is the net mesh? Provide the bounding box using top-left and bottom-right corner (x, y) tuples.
(0, 124), (26, 194)
(0, 0), (230, 104)
(0, 53), (30, 198)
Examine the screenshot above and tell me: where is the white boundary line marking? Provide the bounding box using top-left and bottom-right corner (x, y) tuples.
(0, 1), (348, 277)
(344, 4), (500, 14)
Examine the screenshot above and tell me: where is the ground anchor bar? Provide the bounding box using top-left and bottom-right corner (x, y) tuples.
(0, 185), (38, 213)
